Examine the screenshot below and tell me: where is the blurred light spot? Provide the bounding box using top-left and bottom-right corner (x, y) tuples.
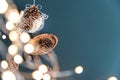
(39, 64), (48, 74)
(6, 21), (14, 30)
(9, 31), (19, 41)
(32, 70), (43, 80)
(2, 70), (16, 80)
(14, 54), (23, 64)
(1, 60), (8, 69)
(7, 9), (19, 23)
(8, 44), (18, 56)
(43, 74), (51, 80)
(24, 43), (34, 54)
(108, 76), (117, 80)
(20, 32), (30, 43)
(0, 0), (8, 14)
(74, 66), (83, 74)
(2, 35), (6, 39)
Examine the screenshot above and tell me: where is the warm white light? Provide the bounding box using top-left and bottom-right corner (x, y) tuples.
(2, 70), (16, 80)
(32, 70), (43, 80)
(74, 66), (83, 74)
(6, 21), (15, 30)
(0, 0), (8, 14)
(1, 60), (8, 69)
(7, 9), (19, 23)
(108, 76), (117, 80)
(8, 44), (18, 55)
(2, 35), (6, 39)
(14, 54), (23, 64)
(39, 64), (48, 73)
(20, 32), (30, 43)
(24, 43), (34, 54)
(43, 74), (51, 80)
(9, 31), (19, 41)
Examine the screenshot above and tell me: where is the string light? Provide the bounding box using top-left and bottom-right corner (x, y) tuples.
(9, 31), (19, 41)
(0, 0), (8, 14)
(38, 64), (48, 73)
(1, 60), (8, 69)
(2, 70), (16, 80)
(32, 70), (43, 80)
(20, 32), (30, 43)
(14, 54), (23, 64)
(7, 9), (20, 23)
(74, 66), (83, 74)
(2, 35), (6, 39)
(6, 21), (15, 31)
(8, 44), (18, 56)
(43, 74), (51, 80)
(108, 76), (118, 80)
(24, 43), (34, 54)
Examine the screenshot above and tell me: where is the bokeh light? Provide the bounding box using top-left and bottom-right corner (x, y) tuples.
(8, 44), (18, 56)
(14, 54), (23, 64)
(6, 9), (20, 23)
(2, 35), (7, 39)
(74, 66), (83, 74)
(43, 74), (51, 80)
(20, 32), (30, 43)
(39, 64), (48, 74)
(2, 70), (16, 80)
(32, 70), (43, 80)
(24, 43), (34, 54)
(9, 31), (19, 41)
(6, 21), (15, 31)
(0, 0), (8, 14)
(1, 60), (8, 69)
(108, 76), (118, 80)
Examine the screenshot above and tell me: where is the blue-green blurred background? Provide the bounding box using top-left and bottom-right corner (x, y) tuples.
(3, 0), (120, 80)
